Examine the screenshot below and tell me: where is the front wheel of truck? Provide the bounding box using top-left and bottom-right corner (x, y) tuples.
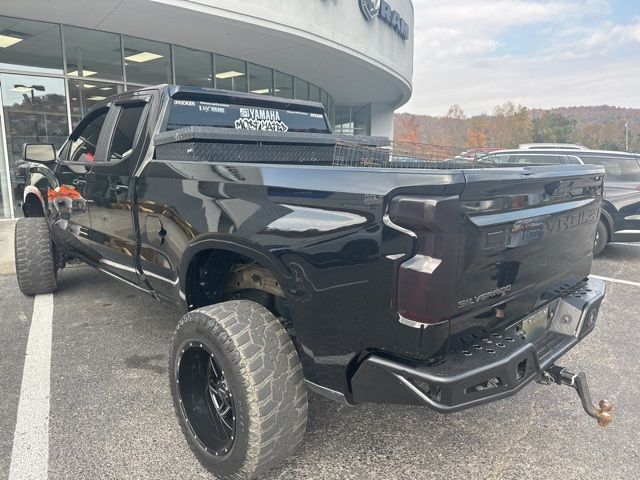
(14, 217), (58, 296)
(169, 300), (308, 480)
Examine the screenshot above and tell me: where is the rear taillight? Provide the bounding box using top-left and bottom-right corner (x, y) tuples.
(390, 195), (460, 325)
(396, 255), (444, 324)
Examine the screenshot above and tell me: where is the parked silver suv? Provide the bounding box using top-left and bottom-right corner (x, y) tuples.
(478, 151), (583, 165)
(518, 143), (589, 150)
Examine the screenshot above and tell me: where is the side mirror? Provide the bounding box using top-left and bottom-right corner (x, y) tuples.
(23, 143), (56, 163)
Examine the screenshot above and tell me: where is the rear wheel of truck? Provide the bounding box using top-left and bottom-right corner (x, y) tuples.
(593, 219), (608, 256)
(169, 300), (308, 480)
(14, 217), (58, 296)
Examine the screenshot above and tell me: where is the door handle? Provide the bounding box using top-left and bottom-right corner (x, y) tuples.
(110, 184), (128, 194)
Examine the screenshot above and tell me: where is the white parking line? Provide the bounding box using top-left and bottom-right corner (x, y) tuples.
(8, 293), (53, 480)
(591, 274), (640, 288)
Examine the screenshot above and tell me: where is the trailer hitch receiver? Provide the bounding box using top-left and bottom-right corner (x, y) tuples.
(541, 365), (613, 427)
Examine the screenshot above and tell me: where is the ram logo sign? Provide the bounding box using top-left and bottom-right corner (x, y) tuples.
(359, 0), (380, 20)
(358, 0), (410, 40)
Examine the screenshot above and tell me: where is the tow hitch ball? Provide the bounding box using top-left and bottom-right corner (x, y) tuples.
(540, 365), (614, 427)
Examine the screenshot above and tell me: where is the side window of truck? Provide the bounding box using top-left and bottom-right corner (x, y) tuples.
(66, 109), (109, 163)
(108, 103), (147, 161)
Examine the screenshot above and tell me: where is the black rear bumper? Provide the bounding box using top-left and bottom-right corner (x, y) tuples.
(350, 277), (605, 412)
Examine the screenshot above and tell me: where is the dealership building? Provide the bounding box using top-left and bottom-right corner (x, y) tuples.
(0, 0), (414, 219)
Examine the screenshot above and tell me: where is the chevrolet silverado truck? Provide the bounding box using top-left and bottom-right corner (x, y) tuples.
(15, 85), (612, 480)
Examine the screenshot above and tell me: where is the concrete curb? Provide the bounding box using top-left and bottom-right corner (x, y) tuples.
(0, 220), (16, 275)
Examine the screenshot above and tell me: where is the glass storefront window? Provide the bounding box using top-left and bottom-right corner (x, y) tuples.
(0, 16), (63, 74)
(215, 55), (246, 92)
(335, 106), (350, 134)
(294, 78), (308, 100)
(174, 46), (213, 88)
(334, 105), (370, 136)
(0, 114), (10, 218)
(274, 71), (293, 99)
(68, 79), (123, 126)
(330, 97), (336, 125)
(0, 73), (68, 215)
(123, 36), (171, 85)
(248, 63), (273, 95)
(320, 90), (329, 112)
(63, 26), (123, 81)
(309, 84), (321, 103)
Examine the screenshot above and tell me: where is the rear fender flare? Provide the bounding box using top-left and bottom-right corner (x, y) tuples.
(178, 234), (295, 304)
(178, 234), (322, 385)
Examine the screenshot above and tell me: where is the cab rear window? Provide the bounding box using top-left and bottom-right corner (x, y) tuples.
(167, 99), (330, 133)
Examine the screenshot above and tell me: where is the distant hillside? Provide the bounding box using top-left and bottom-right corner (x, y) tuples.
(394, 104), (640, 151)
(531, 106), (640, 125)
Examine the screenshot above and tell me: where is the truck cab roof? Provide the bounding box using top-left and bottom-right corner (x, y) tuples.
(167, 85), (327, 114)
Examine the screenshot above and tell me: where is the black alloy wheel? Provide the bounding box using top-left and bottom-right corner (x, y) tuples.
(176, 342), (236, 456)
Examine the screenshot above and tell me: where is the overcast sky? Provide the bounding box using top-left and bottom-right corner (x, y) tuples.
(400, 0), (640, 116)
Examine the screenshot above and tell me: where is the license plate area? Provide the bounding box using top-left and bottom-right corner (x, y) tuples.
(521, 305), (552, 343)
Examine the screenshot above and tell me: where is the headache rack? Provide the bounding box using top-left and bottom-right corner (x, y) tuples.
(332, 140), (478, 169)
(154, 127), (492, 169)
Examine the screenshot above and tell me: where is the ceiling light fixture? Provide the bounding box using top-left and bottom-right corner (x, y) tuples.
(215, 70), (244, 79)
(251, 88), (281, 94)
(68, 70), (97, 77)
(0, 34), (23, 48)
(87, 96), (107, 101)
(125, 51), (163, 62)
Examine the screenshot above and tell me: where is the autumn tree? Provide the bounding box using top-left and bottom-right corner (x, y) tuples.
(467, 114), (491, 147)
(394, 114), (422, 143)
(466, 128), (487, 148)
(490, 102), (533, 148)
(442, 104), (466, 147)
(532, 112), (577, 143)
(446, 104), (465, 119)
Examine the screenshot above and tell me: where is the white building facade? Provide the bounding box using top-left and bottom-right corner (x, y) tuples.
(0, 0), (414, 219)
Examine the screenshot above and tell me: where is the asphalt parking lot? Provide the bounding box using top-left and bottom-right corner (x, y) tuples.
(1, 241), (639, 480)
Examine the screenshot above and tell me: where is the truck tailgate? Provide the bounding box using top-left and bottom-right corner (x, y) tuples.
(453, 165), (605, 324)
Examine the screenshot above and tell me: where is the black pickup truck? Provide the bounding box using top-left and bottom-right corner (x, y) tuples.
(15, 85), (612, 479)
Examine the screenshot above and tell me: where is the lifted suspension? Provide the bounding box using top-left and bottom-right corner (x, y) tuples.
(540, 365), (613, 427)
